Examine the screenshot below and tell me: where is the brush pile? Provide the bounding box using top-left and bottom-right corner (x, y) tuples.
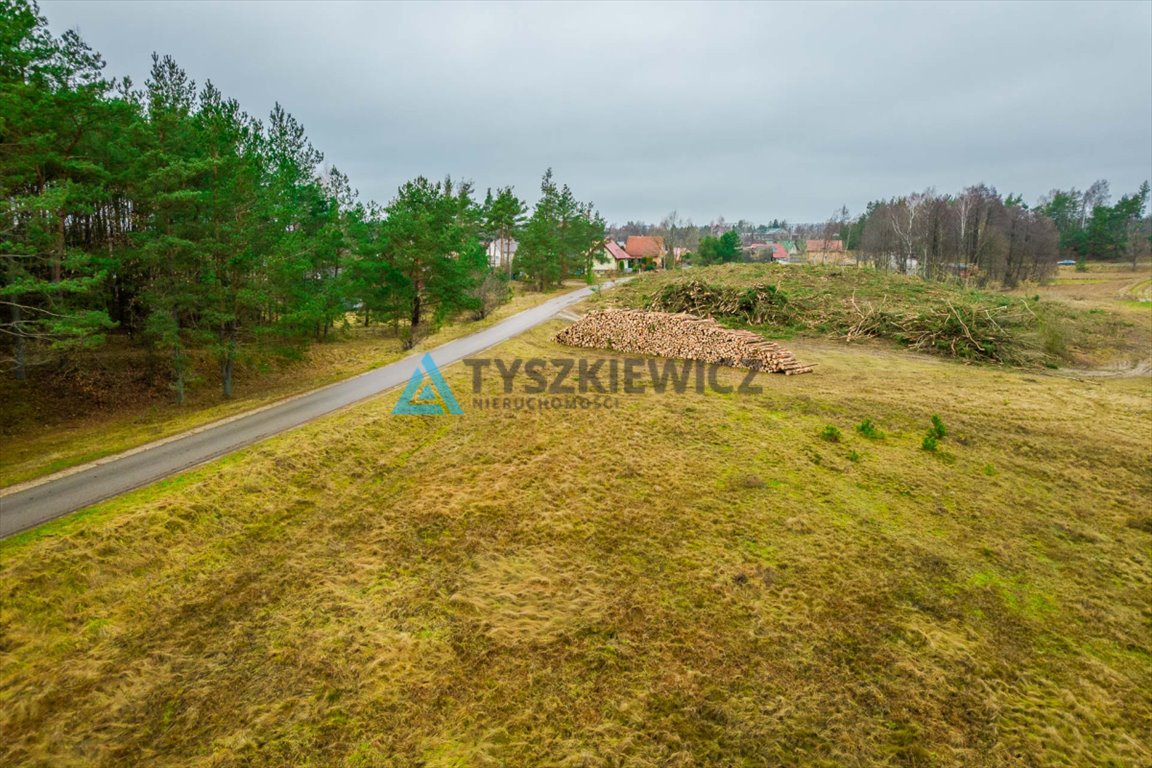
(555, 309), (813, 374)
(644, 275), (1032, 364)
(647, 279), (793, 325)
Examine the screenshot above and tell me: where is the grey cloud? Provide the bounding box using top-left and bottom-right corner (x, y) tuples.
(42, 0), (1152, 224)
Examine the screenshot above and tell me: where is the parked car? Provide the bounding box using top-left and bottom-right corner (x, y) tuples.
(1057, 259), (1077, 266)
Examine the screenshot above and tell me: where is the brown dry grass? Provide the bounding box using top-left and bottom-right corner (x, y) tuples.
(2, 313), (1149, 766)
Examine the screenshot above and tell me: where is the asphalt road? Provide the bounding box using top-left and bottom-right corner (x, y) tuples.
(0, 282), (618, 538)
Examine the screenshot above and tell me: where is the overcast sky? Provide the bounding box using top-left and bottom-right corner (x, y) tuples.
(40, 0), (1152, 225)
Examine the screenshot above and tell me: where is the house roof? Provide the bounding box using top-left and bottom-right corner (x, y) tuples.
(806, 239), (844, 252)
(604, 240), (633, 261)
(769, 243), (788, 260)
(625, 235), (665, 258)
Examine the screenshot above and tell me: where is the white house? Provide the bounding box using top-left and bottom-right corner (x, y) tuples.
(487, 238), (518, 270)
(593, 239), (644, 273)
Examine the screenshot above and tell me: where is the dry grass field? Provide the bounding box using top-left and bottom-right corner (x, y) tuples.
(2, 267), (1149, 765)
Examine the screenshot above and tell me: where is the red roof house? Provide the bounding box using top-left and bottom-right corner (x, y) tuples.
(624, 236), (667, 262)
(805, 239), (844, 253)
(594, 239), (644, 272)
(604, 240), (631, 261)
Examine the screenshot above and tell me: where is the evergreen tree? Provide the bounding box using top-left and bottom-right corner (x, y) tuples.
(134, 53), (206, 403)
(194, 80), (265, 398)
(695, 230), (743, 265)
(378, 176), (485, 346)
(483, 185), (526, 276)
(516, 169), (605, 290)
(1, 0), (116, 379)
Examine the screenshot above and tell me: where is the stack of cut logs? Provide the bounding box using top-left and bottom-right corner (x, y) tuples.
(556, 309), (814, 375)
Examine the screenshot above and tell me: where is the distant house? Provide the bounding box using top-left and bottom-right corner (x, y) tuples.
(625, 235), (667, 267)
(486, 238), (518, 270)
(764, 227), (788, 241)
(805, 239), (844, 254)
(780, 240), (799, 257)
(594, 239), (645, 272)
(768, 243), (789, 262)
(744, 242), (776, 262)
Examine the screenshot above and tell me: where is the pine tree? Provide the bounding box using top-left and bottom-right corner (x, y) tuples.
(483, 186), (526, 276)
(1, 1), (116, 379)
(378, 176), (485, 346)
(133, 53), (206, 403)
(516, 169), (605, 290)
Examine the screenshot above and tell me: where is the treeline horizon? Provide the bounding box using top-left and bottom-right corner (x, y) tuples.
(1, 1), (604, 397)
(613, 180), (1150, 285)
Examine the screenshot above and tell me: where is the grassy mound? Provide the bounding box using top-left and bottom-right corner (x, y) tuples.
(597, 264), (1129, 366)
(1, 324), (1149, 766)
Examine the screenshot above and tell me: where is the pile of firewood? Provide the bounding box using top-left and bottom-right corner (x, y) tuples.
(555, 309), (814, 374)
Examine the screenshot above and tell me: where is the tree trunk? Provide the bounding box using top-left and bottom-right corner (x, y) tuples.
(5, 256), (27, 380)
(54, 210), (65, 282)
(171, 306), (187, 405)
(12, 300), (26, 381)
(407, 292), (421, 349)
(221, 349), (234, 398)
(173, 348), (186, 406)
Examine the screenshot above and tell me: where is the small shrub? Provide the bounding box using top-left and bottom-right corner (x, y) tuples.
(470, 273), (512, 320)
(856, 419), (884, 440)
(820, 425), (842, 443)
(848, 450), (861, 463)
(930, 415), (947, 439)
(922, 433), (939, 452)
(982, 464), (997, 476)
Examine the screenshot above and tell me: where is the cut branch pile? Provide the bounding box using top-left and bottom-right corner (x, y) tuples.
(648, 280), (792, 325)
(643, 277), (1031, 364)
(555, 309), (813, 374)
(840, 294), (1025, 362)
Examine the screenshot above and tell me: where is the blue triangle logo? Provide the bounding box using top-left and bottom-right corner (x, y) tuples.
(392, 353), (463, 415)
